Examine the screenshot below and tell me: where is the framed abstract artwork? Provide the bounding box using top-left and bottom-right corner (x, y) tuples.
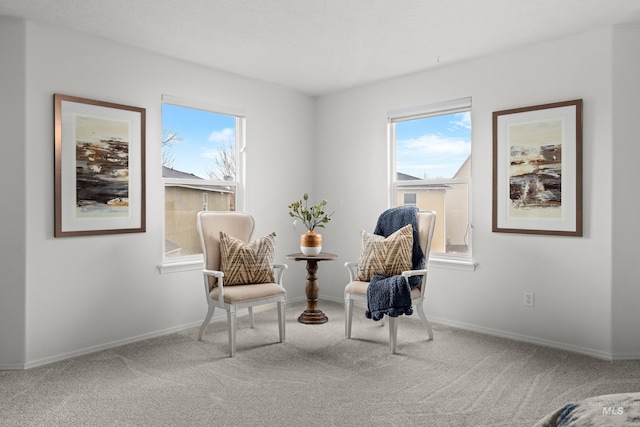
(54, 94), (146, 237)
(492, 99), (583, 236)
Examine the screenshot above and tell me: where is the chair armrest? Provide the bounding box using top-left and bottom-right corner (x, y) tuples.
(402, 269), (428, 294)
(401, 269), (428, 278)
(203, 269), (225, 302)
(273, 263), (288, 284)
(344, 262), (358, 282)
(203, 268), (224, 279)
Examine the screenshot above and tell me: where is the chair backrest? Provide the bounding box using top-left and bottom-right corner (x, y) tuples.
(416, 210), (436, 269)
(197, 211), (255, 290)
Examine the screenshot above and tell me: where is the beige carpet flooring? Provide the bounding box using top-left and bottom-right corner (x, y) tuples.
(2, 300), (640, 426)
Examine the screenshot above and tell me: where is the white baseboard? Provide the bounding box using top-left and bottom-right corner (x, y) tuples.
(319, 294), (344, 304)
(18, 320), (204, 370)
(320, 296), (628, 361)
(6, 297), (637, 370)
(610, 352), (640, 361)
(422, 315), (616, 361)
(0, 362), (27, 370)
(5, 297), (311, 370)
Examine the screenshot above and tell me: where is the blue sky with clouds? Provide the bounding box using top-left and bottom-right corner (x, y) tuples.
(163, 104), (470, 181)
(162, 104), (235, 179)
(395, 111), (471, 179)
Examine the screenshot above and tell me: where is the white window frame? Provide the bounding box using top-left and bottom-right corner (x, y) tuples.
(159, 95), (246, 274)
(388, 97), (476, 271)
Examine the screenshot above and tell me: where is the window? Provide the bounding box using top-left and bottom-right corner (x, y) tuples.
(403, 193), (417, 205)
(389, 98), (472, 260)
(161, 95), (245, 263)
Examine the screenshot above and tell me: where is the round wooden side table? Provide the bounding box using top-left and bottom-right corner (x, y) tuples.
(286, 252), (337, 324)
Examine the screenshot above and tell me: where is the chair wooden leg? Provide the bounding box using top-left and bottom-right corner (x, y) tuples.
(248, 306), (255, 328)
(416, 302), (434, 340)
(389, 316), (399, 353)
(345, 296), (353, 338)
(227, 307), (237, 357)
(277, 301), (285, 343)
(198, 304), (215, 341)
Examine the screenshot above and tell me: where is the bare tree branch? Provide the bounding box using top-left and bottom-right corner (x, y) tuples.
(207, 138), (236, 181)
(161, 130), (182, 169)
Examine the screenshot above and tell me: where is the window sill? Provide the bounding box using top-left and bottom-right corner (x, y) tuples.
(158, 259), (203, 274)
(429, 257), (477, 271)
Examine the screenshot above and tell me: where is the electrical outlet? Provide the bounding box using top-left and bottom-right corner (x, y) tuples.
(523, 292), (534, 307)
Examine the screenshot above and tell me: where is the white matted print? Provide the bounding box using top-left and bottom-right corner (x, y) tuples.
(54, 94), (146, 237)
(492, 99), (582, 236)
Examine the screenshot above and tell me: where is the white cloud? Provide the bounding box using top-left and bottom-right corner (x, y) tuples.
(400, 134), (470, 156)
(450, 111), (471, 130)
(208, 127), (234, 143)
(203, 127), (235, 160)
(201, 149), (217, 160)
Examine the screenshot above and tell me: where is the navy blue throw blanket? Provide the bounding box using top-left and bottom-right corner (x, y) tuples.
(365, 206), (425, 321)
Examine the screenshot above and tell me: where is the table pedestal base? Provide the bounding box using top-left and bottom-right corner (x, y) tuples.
(286, 252), (337, 326)
(298, 309), (328, 324)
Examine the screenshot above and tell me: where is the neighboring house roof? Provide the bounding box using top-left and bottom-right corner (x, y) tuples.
(164, 239), (181, 255)
(397, 171), (450, 189)
(162, 166), (233, 193)
(397, 155), (470, 187)
(397, 155), (471, 182)
(397, 172), (421, 181)
(452, 155), (471, 179)
(401, 183), (450, 190)
(162, 166), (203, 179)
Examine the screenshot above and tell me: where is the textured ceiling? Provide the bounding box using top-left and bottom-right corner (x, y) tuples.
(2, 0), (640, 96)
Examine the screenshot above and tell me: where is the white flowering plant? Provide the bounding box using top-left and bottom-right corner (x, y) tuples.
(288, 193), (334, 232)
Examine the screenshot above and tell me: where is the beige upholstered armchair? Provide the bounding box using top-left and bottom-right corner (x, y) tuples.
(344, 210), (436, 353)
(197, 211), (287, 357)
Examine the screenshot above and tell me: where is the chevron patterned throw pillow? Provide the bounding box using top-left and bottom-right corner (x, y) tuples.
(356, 224), (413, 282)
(219, 231), (276, 285)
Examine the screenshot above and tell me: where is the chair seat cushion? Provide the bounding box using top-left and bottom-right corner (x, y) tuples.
(345, 280), (420, 299)
(356, 224), (413, 281)
(345, 280), (369, 296)
(219, 231), (276, 285)
(210, 282), (285, 303)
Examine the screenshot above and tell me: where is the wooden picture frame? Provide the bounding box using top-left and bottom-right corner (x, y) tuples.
(492, 99), (583, 236)
(54, 94), (146, 237)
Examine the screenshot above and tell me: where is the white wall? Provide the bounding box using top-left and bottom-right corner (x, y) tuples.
(0, 17), (27, 367)
(14, 18), (315, 367)
(611, 23), (640, 359)
(316, 27), (619, 358)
